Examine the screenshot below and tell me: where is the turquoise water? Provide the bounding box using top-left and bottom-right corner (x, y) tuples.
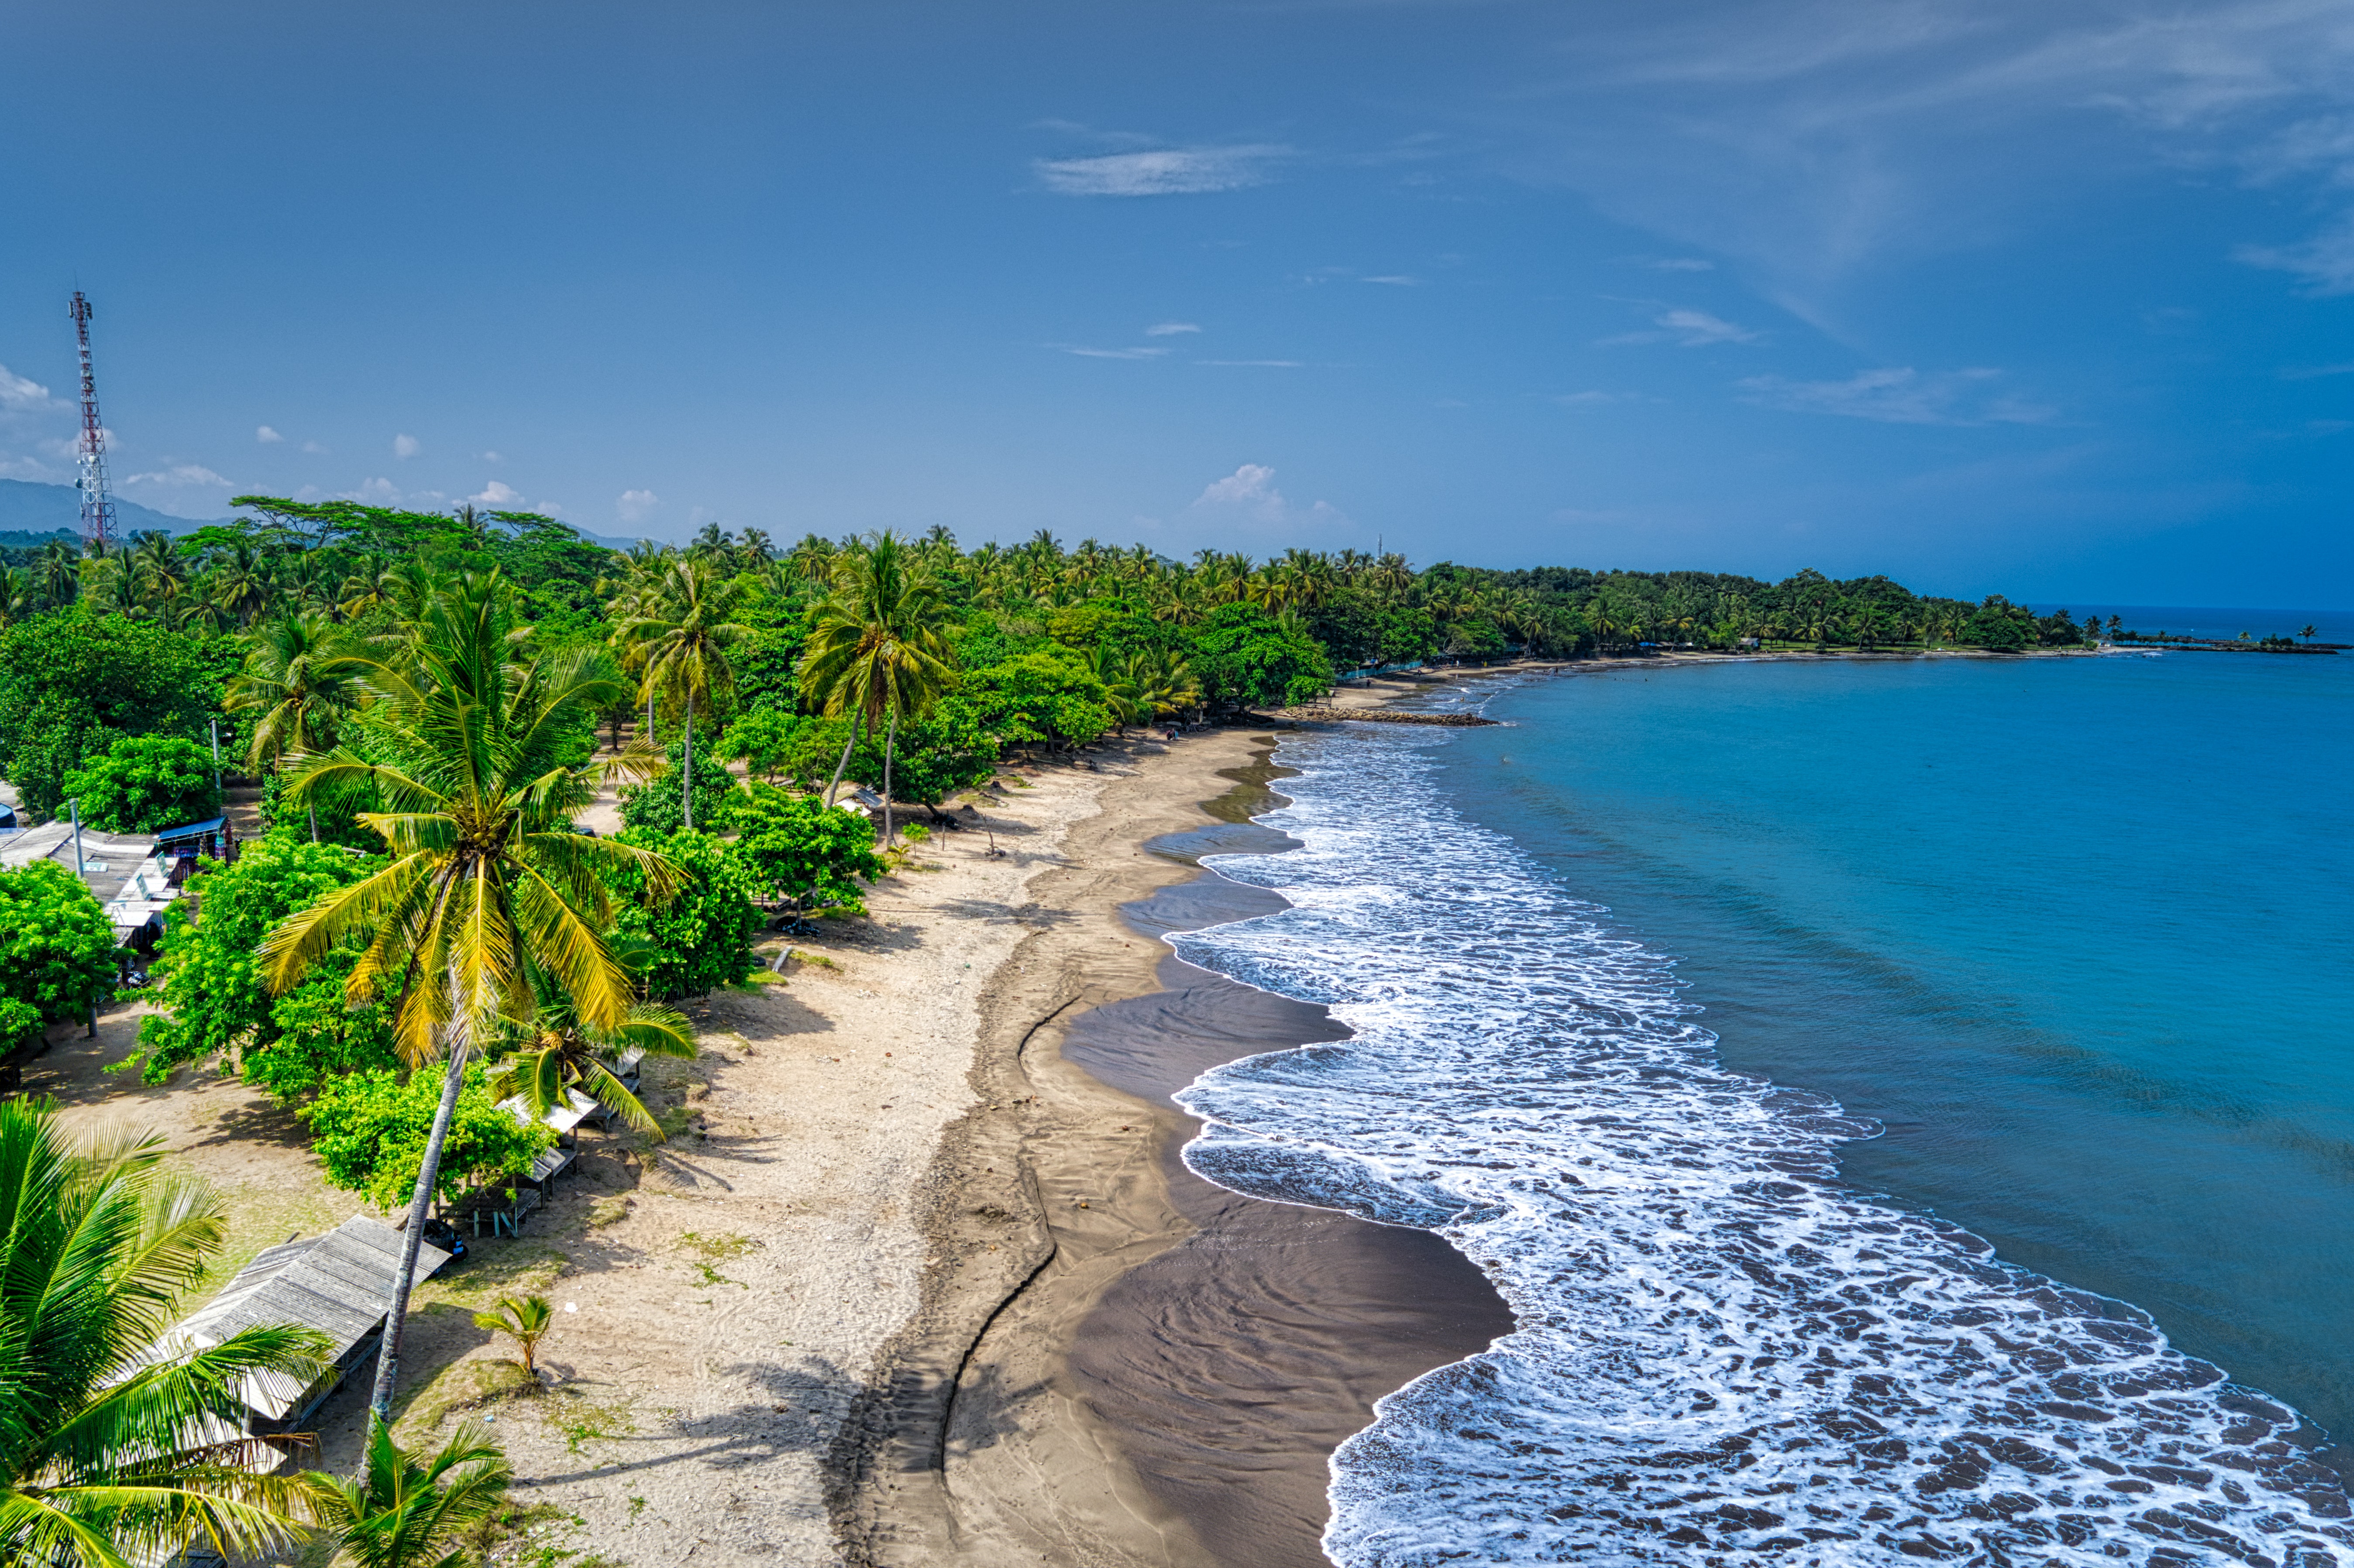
(1436, 648), (2354, 1444)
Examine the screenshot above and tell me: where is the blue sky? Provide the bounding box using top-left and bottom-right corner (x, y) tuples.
(1, 0), (2347, 605)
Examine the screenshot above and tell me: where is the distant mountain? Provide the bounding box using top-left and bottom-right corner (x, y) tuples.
(0, 479), (229, 540)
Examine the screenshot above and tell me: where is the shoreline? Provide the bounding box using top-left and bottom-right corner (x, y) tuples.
(826, 697), (1513, 1566)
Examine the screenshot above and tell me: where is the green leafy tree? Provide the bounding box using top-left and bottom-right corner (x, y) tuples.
(716, 703), (805, 783)
(0, 612), (228, 822)
(0, 861), (119, 1054)
(128, 832), (395, 1096)
(615, 560), (749, 831)
(721, 783), (885, 917)
(299, 1064), (553, 1210)
(618, 736), (739, 835)
(596, 828), (761, 998)
(258, 570), (671, 1426)
(797, 531), (957, 839)
(297, 1421), (512, 1568)
(943, 649), (1113, 753)
(0, 1099), (330, 1568)
(1187, 602), (1331, 708)
(60, 735), (222, 833)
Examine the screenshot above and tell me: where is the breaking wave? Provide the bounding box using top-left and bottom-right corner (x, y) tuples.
(1170, 722), (2354, 1566)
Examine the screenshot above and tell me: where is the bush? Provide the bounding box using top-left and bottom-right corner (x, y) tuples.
(300, 1063), (553, 1209)
(1187, 603), (1331, 709)
(127, 831), (396, 1093)
(0, 860), (118, 1050)
(600, 827), (761, 997)
(0, 611), (233, 822)
(617, 738), (736, 835)
(60, 734), (221, 833)
(948, 649), (1113, 752)
(721, 783), (884, 915)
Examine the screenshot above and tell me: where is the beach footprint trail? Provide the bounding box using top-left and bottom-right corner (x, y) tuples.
(1169, 724), (2354, 1567)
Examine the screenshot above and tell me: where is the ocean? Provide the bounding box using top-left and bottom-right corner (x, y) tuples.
(1164, 639), (2354, 1565)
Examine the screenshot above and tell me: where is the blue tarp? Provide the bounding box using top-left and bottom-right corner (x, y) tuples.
(155, 816), (226, 844)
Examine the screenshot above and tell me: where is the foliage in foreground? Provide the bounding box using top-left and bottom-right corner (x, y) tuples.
(298, 1063), (554, 1210)
(0, 860), (118, 1053)
(128, 831), (398, 1099)
(488, 962), (696, 1140)
(0, 1098), (329, 1568)
(298, 1420), (512, 1568)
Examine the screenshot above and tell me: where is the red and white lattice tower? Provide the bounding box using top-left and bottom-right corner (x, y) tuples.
(69, 292), (118, 552)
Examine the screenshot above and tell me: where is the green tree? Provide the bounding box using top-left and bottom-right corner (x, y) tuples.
(0, 861), (119, 1054)
(128, 832), (394, 1097)
(0, 1099), (329, 1568)
(487, 966), (694, 1139)
(471, 1296), (554, 1380)
(298, 1421), (511, 1568)
(60, 735), (222, 834)
(0, 612), (227, 822)
(1187, 602), (1331, 708)
(617, 737), (738, 835)
(721, 783), (885, 918)
(597, 828), (761, 998)
(943, 650), (1112, 753)
(259, 571), (672, 1426)
(226, 611), (358, 842)
(298, 1064), (553, 1210)
(797, 531), (957, 840)
(615, 560), (749, 832)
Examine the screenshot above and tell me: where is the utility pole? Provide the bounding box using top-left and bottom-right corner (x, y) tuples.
(208, 718), (222, 797)
(69, 797), (86, 877)
(69, 293), (119, 553)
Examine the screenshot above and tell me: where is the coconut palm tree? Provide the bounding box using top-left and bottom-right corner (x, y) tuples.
(128, 530), (189, 616)
(210, 539), (276, 628)
(0, 1098), (329, 1568)
(615, 560), (750, 832)
(487, 960), (694, 1140)
(261, 570), (675, 1427)
(339, 553), (400, 619)
(227, 612), (359, 841)
(298, 1421), (510, 1568)
(798, 532), (956, 844)
(471, 1297), (553, 1381)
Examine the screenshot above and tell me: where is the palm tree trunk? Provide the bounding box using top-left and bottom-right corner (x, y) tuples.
(682, 692), (695, 832)
(369, 1026), (470, 1428)
(646, 689), (656, 751)
(308, 804), (319, 844)
(881, 708), (896, 845)
(823, 711), (863, 807)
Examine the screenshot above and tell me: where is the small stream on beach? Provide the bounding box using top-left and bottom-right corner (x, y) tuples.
(1150, 650), (2354, 1566)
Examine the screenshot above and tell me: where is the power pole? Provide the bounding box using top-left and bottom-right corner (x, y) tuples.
(69, 292), (119, 554)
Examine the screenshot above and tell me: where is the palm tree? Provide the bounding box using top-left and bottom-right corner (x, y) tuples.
(129, 530), (189, 616)
(0, 566), (32, 629)
(211, 539), (276, 627)
(261, 571), (675, 1427)
(298, 1422), (510, 1568)
(340, 553), (400, 619)
(615, 560), (750, 832)
(36, 541), (80, 610)
(1127, 647), (1201, 722)
(798, 532), (956, 844)
(0, 1098), (329, 1568)
(471, 1296), (553, 1381)
(487, 963), (694, 1140)
(227, 612), (358, 841)
(2301, 624), (2318, 644)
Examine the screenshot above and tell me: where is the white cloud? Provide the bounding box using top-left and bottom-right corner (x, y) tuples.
(1603, 308), (1763, 347)
(1190, 462), (1348, 528)
(1556, 390), (1638, 405)
(1737, 366), (2055, 426)
(1035, 144), (1288, 197)
(0, 364), (59, 413)
(616, 488), (659, 523)
(2235, 213), (2354, 295)
(1146, 322), (1202, 336)
(125, 464), (233, 489)
(482, 450), (504, 463)
(256, 425), (284, 444)
(1063, 345), (1170, 360)
(302, 440), (327, 454)
(392, 433), (420, 459)
(1363, 275), (1424, 286)
(469, 480), (524, 507)
(355, 477), (399, 502)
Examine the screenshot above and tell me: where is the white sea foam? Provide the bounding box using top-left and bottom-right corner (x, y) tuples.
(1171, 722), (2354, 1567)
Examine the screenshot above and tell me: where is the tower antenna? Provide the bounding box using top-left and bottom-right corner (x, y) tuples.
(69, 292), (118, 553)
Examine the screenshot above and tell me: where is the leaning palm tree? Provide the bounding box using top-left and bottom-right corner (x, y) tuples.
(615, 560), (750, 832)
(261, 570), (675, 1428)
(798, 532), (956, 844)
(487, 960), (695, 1140)
(0, 1098), (329, 1568)
(227, 612), (358, 841)
(298, 1421), (510, 1568)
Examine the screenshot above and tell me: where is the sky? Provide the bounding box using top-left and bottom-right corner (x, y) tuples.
(0, 0), (2348, 605)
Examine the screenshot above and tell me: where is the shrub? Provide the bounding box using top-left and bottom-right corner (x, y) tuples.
(60, 734), (221, 833)
(721, 783), (884, 915)
(948, 649), (1114, 752)
(300, 1063), (553, 1209)
(1187, 603), (1331, 709)
(617, 738), (736, 835)
(0, 860), (118, 1050)
(127, 831), (397, 1095)
(599, 828), (761, 997)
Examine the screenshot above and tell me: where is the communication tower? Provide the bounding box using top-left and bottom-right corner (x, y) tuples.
(69, 291), (118, 551)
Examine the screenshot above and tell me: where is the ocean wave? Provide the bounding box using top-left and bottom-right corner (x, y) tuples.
(1170, 724), (2354, 1567)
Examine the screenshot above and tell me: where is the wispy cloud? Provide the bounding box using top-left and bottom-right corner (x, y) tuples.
(1738, 366), (2055, 426)
(2282, 360), (2354, 379)
(1198, 359), (1304, 368)
(1062, 345), (1170, 360)
(1603, 308), (1762, 347)
(1556, 390), (1642, 405)
(1191, 462), (1346, 526)
(2235, 213), (2354, 295)
(0, 364), (61, 413)
(1036, 144), (1289, 197)
(1651, 258), (1715, 272)
(392, 433), (420, 459)
(255, 425), (284, 444)
(1363, 274), (1424, 285)
(125, 464), (233, 488)
(616, 488), (658, 523)
(1146, 321), (1202, 336)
